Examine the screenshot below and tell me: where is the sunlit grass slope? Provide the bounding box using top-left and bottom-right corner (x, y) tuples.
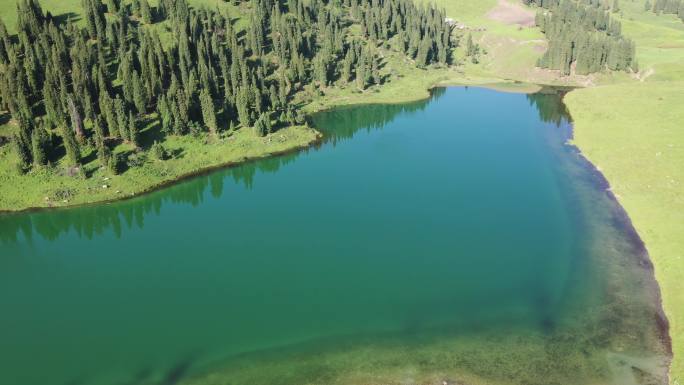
(566, 82), (684, 384)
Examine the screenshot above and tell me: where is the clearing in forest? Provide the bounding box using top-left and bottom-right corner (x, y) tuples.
(486, 0), (535, 27)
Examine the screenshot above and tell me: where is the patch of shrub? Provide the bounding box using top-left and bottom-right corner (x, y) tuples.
(150, 141), (168, 160)
(127, 151), (147, 168)
(108, 153), (125, 175)
(52, 188), (75, 201)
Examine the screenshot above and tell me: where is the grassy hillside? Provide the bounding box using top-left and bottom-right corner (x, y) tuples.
(566, 82), (684, 384)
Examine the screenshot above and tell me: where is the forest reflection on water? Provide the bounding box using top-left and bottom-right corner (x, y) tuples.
(0, 86), (569, 243)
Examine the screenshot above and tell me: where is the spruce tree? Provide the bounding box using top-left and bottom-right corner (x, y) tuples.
(115, 96), (129, 140)
(66, 95), (85, 141)
(93, 116), (111, 167)
(132, 72), (147, 114)
(13, 134), (32, 172)
(237, 87), (252, 127)
(31, 125), (50, 167)
(61, 122), (81, 165)
(140, 0), (153, 24)
(128, 111), (138, 146)
(200, 89), (217, 134)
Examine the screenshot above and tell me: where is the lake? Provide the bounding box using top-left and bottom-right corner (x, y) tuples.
(0, 87), (671, 385)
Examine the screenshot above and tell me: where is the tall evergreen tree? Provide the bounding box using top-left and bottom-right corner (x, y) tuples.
(31, 125), (50, 167)
(61, 123), (81, 165)
(200, 89), (218, 134)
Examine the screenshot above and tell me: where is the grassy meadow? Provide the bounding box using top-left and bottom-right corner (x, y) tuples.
(566, 82), (684, 384)
(563, 2), (684, 383)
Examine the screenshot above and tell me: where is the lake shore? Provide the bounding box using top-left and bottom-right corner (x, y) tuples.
(0, 126), (321, 213)
(0, 70), (541, 214)
(566, 82), (684, 384)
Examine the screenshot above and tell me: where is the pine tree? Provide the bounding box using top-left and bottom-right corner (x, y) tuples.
(356, 54), (368, 90)
(67, 95), (85, 141)
(128, 111), (138, 146)
(237, 87), (252, 127)
(31, 125), (50, 166)
(93, 115), (111, 166)
(200, 89), (217, 134)
(101, 94), (118, 138)
(140, 0), (153, 24)
(158, 95), (173, 133)
(254, 113), (271, 137)
(13, 134), (32, 172)
(111, 96), (130, 140)
(132, 71), (147, 114)
(61, 122), (81, 165)
(466, 34), (474, 56)
(416, 38), (432, 68)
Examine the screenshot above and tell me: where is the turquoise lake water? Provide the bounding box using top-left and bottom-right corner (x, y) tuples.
(0, 87), (670, 385)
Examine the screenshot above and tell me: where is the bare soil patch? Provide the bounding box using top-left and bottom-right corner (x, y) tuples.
(486, 0), (535, 27)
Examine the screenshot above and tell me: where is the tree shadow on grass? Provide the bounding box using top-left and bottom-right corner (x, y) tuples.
(0, 112), (10, 126)
(138, 117), (166, 150)
(169, 148), (184, 159)
(80, 149), (98, 166)
(51, 12), (81, 26)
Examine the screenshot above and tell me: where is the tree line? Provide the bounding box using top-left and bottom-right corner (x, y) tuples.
(0, 0), (453, 174)
(645, 0), (684, 22)
(524, 0), (637, 75)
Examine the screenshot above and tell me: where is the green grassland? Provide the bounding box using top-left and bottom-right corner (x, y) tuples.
(566, 82), (684, 384)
